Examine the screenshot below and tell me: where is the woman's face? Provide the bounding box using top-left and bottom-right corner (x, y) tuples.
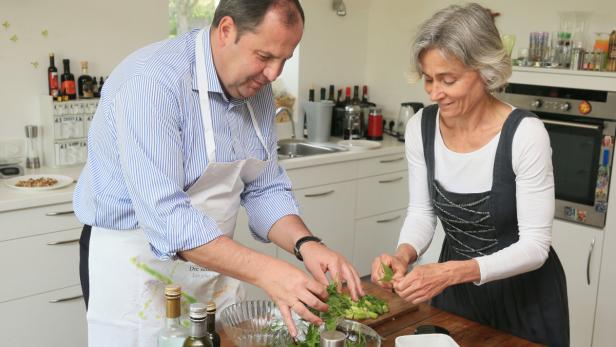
(420, 48), (488, 119)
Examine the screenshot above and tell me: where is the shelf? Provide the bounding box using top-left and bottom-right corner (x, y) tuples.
(510, 66), (616, 91)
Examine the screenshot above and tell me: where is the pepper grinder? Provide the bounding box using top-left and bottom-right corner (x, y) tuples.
(25, 125), (41, 169)
(320, 330), (346, 347)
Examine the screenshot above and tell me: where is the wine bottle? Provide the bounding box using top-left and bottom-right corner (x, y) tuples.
(351, 85), (360, 105)
(205, 303), (220, 347)
(99, 76), (105, 95)
(61, 59), (77, 100)
(328, 85), (335, 102)
(92, 77), (99, 98)
(319, 87), (326, 101)
(78, 61), (94, 99)
(183, 303), (213, 347)
(48, 53), (59, 98)
(158, 285), (189, 347)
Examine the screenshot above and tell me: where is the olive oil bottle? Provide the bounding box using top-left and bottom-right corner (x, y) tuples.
(183, 303), (213, 347)
(157, 285), (188, 347)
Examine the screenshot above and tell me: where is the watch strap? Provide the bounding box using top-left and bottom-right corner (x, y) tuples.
(293, 236), (322, 261)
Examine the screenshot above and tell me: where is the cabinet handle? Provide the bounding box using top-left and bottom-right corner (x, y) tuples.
(379, 157), (404, 163)
(47, 238), (80, 245)
(376, 215), (401, 224)
(378, 177), (403, 184)
(304, 190), (335, 198)
(49, 294), (83, 303)
(45, 210), (75, 216)
(587, 238), (595, 285)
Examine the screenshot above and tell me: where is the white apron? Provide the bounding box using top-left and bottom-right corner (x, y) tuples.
(86, 28), (271, 347)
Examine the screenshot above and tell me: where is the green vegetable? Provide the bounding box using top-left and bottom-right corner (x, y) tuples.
(290, 282), (389, 346)
(379, 263), (394, 283)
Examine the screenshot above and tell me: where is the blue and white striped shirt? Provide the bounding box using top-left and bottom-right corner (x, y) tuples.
(73, 29), (300, 260)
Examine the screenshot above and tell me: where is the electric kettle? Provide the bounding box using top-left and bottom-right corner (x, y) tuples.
(396, 102), (424, 142)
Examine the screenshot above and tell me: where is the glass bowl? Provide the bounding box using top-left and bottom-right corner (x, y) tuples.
(220, 300), (294, 347)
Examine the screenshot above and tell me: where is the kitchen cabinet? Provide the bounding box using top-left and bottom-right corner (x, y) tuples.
(0, 203), (86, 347)
(353, 209), (405, 276)
(551, 220), (603, 347)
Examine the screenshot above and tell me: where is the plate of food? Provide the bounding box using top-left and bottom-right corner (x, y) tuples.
(337, 140), (382, 151)
(4, 174), (74, 191)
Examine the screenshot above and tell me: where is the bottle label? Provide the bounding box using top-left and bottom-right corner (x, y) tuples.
(49, 72), (59, 97)
(62, 80), (76, 96)
(83, 81), (94, 98)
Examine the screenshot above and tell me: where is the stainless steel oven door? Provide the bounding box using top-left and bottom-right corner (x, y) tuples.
(539, 113), (616, 227)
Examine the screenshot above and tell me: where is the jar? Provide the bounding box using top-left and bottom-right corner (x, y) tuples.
(367, 107), (383, 141)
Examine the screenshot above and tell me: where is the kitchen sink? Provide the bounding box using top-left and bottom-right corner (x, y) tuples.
(277, 139), (347, 159)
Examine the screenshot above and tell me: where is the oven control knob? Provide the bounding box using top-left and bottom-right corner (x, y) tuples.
(560, 102), (571, 111)
(531, 99), (542, 108)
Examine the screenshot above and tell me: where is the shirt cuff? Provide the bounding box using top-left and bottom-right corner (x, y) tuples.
(243, 192), (300, 242)
(473, 255), (489, 285)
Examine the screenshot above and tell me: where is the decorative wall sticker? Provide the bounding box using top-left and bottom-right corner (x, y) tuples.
(9, 34), (17, 42)
(41, 29), (48, 38)
(2, 20), (9, 30)
(30, 61), (39, 68)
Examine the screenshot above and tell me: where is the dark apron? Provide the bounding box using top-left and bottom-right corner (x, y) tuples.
(420, 104), (570, 346)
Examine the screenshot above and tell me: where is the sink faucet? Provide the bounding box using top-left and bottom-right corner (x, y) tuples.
(275, 107), (295, 139)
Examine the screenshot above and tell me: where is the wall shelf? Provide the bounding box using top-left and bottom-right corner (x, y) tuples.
(510, 66), (616, 91)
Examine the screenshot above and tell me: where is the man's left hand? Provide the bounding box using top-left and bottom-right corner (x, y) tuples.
(300, 242), (365, 300)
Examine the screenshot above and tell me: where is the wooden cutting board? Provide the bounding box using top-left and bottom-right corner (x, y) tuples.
(349, 279), (419, 328)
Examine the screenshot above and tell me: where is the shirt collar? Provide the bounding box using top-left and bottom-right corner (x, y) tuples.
(192, 27), (225, 96)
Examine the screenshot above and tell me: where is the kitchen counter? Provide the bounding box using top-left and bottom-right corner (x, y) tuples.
(0, 135), (404, 213)
(219, 280), (543, 347)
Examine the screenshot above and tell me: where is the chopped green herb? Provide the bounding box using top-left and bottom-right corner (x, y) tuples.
(380, 263), (394, 283)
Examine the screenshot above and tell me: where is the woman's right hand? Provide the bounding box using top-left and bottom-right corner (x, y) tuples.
(257, 259), (329, 338)
(370, 253), (408, 290)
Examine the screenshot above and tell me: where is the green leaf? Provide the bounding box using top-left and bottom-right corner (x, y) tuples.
(30, 61), (39, 68)
(380, 263), (393, 283)
(41, 29), (48, 37)
(9, 34), (18, 42)
(2, 20), (9, 30)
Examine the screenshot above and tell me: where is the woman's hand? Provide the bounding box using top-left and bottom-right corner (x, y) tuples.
(394, 260), (480, 304)
(370, 253), (408, 290)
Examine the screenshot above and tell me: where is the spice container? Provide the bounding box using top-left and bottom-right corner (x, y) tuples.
(367, 107), (383, 141)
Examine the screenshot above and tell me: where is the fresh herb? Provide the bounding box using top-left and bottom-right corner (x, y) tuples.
(379, 263), (394, 283)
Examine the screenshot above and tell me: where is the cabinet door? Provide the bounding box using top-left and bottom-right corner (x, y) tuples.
(551, 220), (603, 347)
(0, 228), (81, 302)
(356, 172), (408, 218)
(0, 285), (86, 346)
(278, 181), (357, 271)
(233, 208), (277, 300)
(353, 210), (405, 277)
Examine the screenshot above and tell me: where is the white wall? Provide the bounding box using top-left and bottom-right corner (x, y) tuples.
(0, 0), (168, 144)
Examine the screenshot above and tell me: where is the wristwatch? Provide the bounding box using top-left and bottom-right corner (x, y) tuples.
(293, 236), (323, 261)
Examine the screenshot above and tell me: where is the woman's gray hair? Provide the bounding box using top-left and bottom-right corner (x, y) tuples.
(410, 3), (511, 93)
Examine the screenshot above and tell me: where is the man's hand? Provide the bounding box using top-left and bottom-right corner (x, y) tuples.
(300, 241), (365, 301)
(370, 253), (407, 290)
(256, 258), (329, 338)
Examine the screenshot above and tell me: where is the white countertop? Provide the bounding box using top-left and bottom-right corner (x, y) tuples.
(0, 134), (405, 213)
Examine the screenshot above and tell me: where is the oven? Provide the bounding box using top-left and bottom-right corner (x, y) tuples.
(500, 83), (616, 228)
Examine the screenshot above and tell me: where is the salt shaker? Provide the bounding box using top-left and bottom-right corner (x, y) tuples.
(25, 125), (41, 169)
(320, 330), (346, 347)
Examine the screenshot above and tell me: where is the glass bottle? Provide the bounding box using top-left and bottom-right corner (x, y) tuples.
(48, 53), (59, 98)
(61, 59), (76, 100)
(205, 303), (220, 347)
(158, 285), (189, 347)
(78, 61), (94, 99)
(183, 303), (212, 347)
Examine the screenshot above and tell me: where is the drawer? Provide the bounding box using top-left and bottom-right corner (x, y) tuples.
(286, 161), (356, 189)
(356, 172), (408, 218)
(0, 202), (80, 241)
(0, 285), (86, 346)
(353, 209), (406, 277)
(0, 228), (81, 302)
(356, 154), (406, 178)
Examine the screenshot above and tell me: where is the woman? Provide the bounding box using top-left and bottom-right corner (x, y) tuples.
(371, 3), (569, 346)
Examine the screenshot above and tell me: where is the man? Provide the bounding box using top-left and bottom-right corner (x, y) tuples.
(74, 0), (364, 345)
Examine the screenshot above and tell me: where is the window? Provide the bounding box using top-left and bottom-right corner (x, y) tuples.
(169, 0), (218, 38)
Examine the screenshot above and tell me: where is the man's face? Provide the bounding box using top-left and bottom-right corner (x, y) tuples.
(214, 10), (303, 99)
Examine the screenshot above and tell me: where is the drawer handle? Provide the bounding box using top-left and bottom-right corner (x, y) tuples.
(376, 215), (401, 224)
(49, 294), (83, 303)
(304, 190), (335, 198)
(379, 157), (404, 163)
(587, 238), (595, 285)
(45, 210), (75, 216)
(378, 177), (403, 184)
(47, 238), (80, 246)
